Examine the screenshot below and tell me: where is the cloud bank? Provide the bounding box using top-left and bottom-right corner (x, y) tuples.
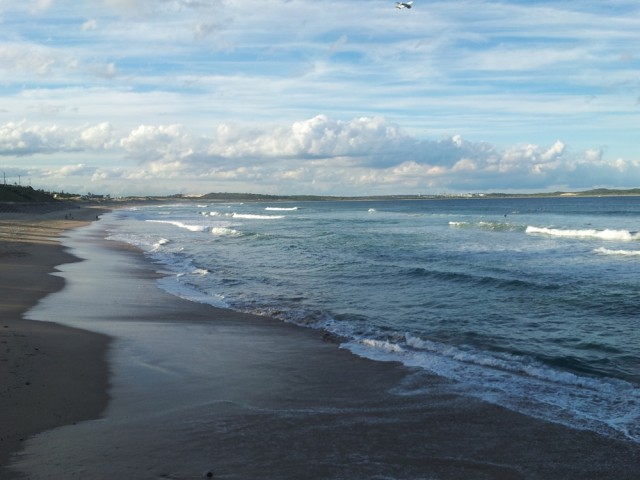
(2, 116), (635, 196)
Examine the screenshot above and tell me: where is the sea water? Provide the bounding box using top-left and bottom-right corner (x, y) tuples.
(103, 196), (640, 443)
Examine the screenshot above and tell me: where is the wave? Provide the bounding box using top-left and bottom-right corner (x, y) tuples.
(265, 206), (299, 211)
(594, 247), (640, 256)
(146, 220), (208, 232)
(526, 226), (640, 241)
(156, 276), (228, 309)
(152, 238), (171, 251)
(200, 211), (285, 220)
(402, 266), (557, 291)
(211, 227), (242, 237)
(449, 221), (523, 232)
(342, 333), (640, 443)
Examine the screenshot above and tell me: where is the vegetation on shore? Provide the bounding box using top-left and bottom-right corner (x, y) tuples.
(0, 185), (57, 202)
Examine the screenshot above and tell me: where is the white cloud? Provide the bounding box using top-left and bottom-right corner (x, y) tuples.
(78, 122), (117, 149)
(0, 121), (64, 154)
(103, 0), (149, 16)
(0, 121), (118, 155)
(30, 0), (53, 13)
(0, 43), (71, 77)
(5, 116), (638, 196)
(452, 158), (477, 173)
(81, 19), (98, 31)
(120, 124), (198, 163)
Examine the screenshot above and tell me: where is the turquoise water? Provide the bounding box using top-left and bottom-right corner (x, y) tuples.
(104, 196), (640, 442)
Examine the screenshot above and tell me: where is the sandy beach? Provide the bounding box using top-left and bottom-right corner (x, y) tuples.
(2, 204), (640, 479)
(0, 203), (111, 478)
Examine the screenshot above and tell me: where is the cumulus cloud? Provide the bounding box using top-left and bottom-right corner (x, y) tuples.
(2, 117), (638, 195)
(209, 115), (408, 163)
(0, 121), (118, 155)
(120, 124), (199, 163)
(0, 122), (65, 155)
(115, 118), (640, 193)
(77, 122), (118, 149)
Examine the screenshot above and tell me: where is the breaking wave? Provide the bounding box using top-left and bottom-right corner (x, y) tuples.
(211, 227), (242, 237)
(526, 226), (640, 241)
(146, 220), (208, 232)
(595, 247), (640, 256)
(230, 213), (285, 220)
(200, 211), (285, 220)
(343, 333), (640, 443)
(449, 221), (523, 232)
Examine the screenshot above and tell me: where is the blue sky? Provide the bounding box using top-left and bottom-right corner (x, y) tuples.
(1, 0), (639, 196)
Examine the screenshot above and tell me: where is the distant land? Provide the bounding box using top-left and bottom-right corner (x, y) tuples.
(1, 184), (640, 204)
(196, 188), (640, 202)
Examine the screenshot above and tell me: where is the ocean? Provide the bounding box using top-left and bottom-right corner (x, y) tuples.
(104, 195), (640, 444)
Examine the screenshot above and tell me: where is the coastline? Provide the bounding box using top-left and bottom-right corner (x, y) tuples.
(0, 205), (111, 478)
(2, 206), (640, 479)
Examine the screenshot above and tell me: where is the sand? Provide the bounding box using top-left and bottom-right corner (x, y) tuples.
(0, 204), (111, 478)
(2, 204), (640, 479)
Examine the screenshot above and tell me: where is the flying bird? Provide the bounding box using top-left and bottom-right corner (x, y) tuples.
(396, 1), (413, 9)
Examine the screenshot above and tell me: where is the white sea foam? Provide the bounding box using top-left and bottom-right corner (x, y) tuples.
(146, 220), (208, 232)
(265, 206), (298, 211)
(211, 227), (242, 237)
(152, 238), (171, 251)
(449, 221), (520, 232)
(156, 276), (227, 308)
(594, 247), (640, 256)
(526, 226), (640, 241)
(343, 332), (640, 443)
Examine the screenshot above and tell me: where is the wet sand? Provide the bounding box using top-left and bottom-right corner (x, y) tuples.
(2, 208), (640, 479)
(0, 204), (111, 478)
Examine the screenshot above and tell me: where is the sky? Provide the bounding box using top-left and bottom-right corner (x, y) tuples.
(0, 0), (639, 196)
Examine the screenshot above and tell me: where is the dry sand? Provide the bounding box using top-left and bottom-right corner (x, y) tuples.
(0, 203), (111, 477)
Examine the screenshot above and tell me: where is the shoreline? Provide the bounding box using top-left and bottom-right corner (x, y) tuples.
(0, 205), (111, 478)
(3, 206), (640, 479)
